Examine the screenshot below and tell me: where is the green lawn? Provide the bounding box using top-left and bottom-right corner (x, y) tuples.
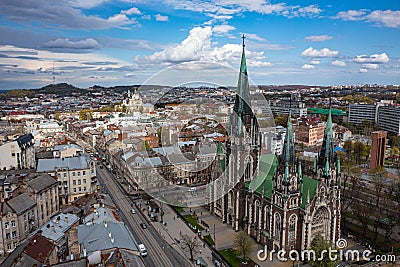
(173, 206), (185, 213)
(218, 249), (257, 267)
(183, 214), (204, 231)
(204, 235), (214, 246)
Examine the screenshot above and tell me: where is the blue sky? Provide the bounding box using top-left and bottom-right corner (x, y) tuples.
(0, 0), (399, 89)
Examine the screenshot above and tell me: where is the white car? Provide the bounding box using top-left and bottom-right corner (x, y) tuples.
(138, 244), (147, 257)
(131, 208), (136, 214)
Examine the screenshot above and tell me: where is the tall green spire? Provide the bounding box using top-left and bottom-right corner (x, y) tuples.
(233, 35), (252, 116)
(281, 110), (296, 165)
(318, 109), (335, 170)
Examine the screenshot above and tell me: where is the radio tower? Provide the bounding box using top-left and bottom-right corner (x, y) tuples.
(52, 63), (55, 86)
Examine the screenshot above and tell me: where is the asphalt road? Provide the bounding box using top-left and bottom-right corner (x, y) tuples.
(96, 165), (191, 267)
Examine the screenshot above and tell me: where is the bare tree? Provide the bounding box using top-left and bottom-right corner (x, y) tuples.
(180, 234), (201, 261)
(233, 230), (253, 263)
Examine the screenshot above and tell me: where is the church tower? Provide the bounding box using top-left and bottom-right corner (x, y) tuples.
(225, 35), (261, 230)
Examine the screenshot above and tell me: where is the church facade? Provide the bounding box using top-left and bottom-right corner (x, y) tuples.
(208, 37), (341, 253)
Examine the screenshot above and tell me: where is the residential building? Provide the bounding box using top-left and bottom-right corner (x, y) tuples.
(0, 134), (35, 170)
(52, 143), (83, 158)
(295, 121), (325, 146)
(0, 193), (37, 255)
(269, 100), (307, 117)
(370, 131), (387, 172)
(25, 173), (59, 227)
(348, 103), (378, 124)
(377, 106), (400, 135)
(36, 156), (96, 204)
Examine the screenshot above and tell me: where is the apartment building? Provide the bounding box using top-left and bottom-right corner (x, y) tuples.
(36, 156), (96, 204)
(0, 134), (35, 170)
(348, 103), (378, 124)
(0, 193), (37, 255)
(295, 121), (326, 146)
(377, 106), (400, 135)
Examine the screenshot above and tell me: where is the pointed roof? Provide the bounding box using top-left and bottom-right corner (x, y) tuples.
(318, 109), (335, 169)
(281, 110), (296, 165)
(233, 35), (252, 116)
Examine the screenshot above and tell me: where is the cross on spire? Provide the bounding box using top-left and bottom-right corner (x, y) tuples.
(242, 34), (246, 48)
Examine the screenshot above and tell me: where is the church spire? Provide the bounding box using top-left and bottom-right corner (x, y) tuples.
(281, 110), (296, 165)
(233, 34), (252, 116)
(318, 109), (334, 171)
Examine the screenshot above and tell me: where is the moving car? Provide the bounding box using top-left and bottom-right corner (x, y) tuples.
(138, 244), (147, 257)
(131, 208), (136, 214)
(140, 222), (147, 229)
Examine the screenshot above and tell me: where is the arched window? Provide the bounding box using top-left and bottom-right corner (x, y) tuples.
(255, 201), (260, 223)
(264, 206), (270, 232)
(274, 213), (281, 241)
(288, 214), (297, 242)
(245, 157), (252, 181)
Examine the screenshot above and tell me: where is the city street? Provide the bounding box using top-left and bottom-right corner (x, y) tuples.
(96, 165), (191, 267)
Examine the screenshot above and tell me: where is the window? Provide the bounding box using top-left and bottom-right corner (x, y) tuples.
(78, 179), (81, 185)
(73, 188), (76, 193)
(11, 153), (15, 157)
(83, 187), (86, 191)
(23, 215), (26, 221)
(5, 222), (9, 229)
(63, 173), (66, 178)
(289, 215), (297, 242)
(78, 187), (81, 192)
(77, 171), (81, 176)
(13, 243), (17, 249)
(7, 244), (11, 250)
(274, 213), (281, 241)
(11, 221), (16, 227)
(12, 231), (16, 238)
(73, 180), (76, 185)
(82, 171), (86, 175)
(72, 172), (76, 176)
(83, 179), (86, 184)
(6, 233), (10, 239)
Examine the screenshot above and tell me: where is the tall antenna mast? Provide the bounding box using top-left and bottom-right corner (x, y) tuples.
(52, 63), (55, 85)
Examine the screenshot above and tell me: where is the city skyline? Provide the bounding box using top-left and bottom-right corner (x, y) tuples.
(0, 0), (400, 89)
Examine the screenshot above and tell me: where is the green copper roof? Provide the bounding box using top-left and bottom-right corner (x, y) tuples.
(308, 108), (347, 116)
(246, 154), (277, 198)
(301, 176), (320, 209)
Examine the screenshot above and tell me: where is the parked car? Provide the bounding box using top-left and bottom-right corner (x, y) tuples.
(138, 244), (147, 257)
(131, 208), (136, 214)
(140, 223), (147, 229)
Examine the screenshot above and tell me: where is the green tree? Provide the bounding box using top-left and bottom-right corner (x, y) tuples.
(353, 141), (367, 165)
(79, 109), (93, 120)
(274, 115), (287, 127)
(308, 236), (337, 267)
(233, 230), (253, 263)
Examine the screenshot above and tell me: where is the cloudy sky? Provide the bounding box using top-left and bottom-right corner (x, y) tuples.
(0, 0), (399, 89)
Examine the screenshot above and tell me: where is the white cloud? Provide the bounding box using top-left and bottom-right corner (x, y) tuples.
(301, 47), (338, 57)
(121, 7), (142, 15)
(43, 38), (100, 50)
(213, 24), (235, 34)
(332, 60), (346, 67)
(359, 68), (368, 73)
(302, 64), (316, 70)
(333, 10), (367, 21)
(155, 14), (169, 21)
(309, 60), (320, 65)
(366, 10), (400, 28)
(362, 63), (379, 70)
(334, 9), (400, 28)
(353, 53), (390, 64)
(305, 35), (332, 42)
(68, 0), (109, 9)
(139, 26), (271, 67)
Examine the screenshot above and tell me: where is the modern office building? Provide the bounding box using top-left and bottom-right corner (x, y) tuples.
(377, 106), (400, 135)
(348, 103), (378, 124)
(370, 131), (387, 172)
(269, 100), (307, 117)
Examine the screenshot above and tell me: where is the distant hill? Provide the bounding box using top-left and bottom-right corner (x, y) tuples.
(35, 83), (83, 96)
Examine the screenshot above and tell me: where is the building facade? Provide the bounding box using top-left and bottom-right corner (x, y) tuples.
(0, 134), (35, 170)
(348, 103), (378, 124)
(377, 106), (400, 135)
(209, 38), (341, 254)
(370, 131), (387, 172)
